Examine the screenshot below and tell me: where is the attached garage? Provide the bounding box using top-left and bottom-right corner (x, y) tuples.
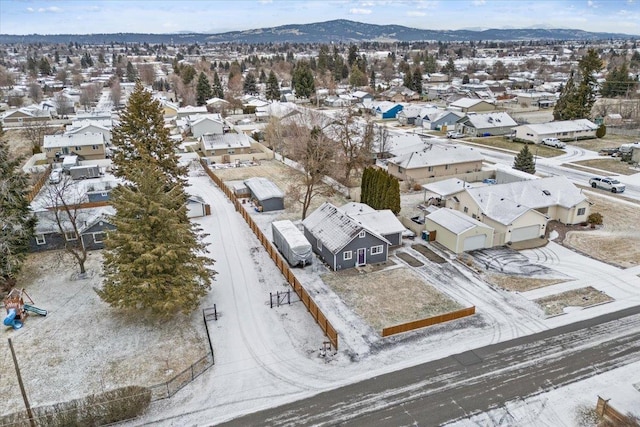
(425, 208), (494, 254)
(510, 224), (541, 242)
(463, 234), (486, 251)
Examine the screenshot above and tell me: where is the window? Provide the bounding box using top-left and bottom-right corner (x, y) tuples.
(35, 235), (46, 245)
(65, 231), (77, 241)
(428, 166), (433, 172)
(317, 240), (322, 251)
(463, 206), (469, 213)
(343, 251), (352, 260)
(577, 207), (586, 216)
(227, 149), (235, 154)
(358, 230), (366, 238)
(75, 146), (82, 151)
(371, 245), (383, 255)
(92, 145), (99, 150)
(445, 164), (449, 170)
(93, 232), (104, 243)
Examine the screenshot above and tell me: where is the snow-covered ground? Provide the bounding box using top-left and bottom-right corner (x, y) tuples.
(122, 166), (640, 426)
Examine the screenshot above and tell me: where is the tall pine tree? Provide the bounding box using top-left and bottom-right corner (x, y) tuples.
(100, 82), (215, 316)
(196, 72), (212, 106)
(513, 145), (536, 175)
(0, 131), (36, 290)
(212, 71), (224, 99)
(265, 70), (281, 101)
(111, 81), (186, 187)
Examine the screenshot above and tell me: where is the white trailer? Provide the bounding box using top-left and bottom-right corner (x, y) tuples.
(272, 220), (313, 267)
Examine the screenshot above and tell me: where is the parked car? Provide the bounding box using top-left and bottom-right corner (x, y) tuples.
(447, 131), (463, 139)
(589, 177), (625, 193)
(541, 137), (566, 148)
(49, 169), (62, 184)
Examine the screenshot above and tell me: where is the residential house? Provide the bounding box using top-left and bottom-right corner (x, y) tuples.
(387, 144), (484, 181)
(515, 91), (556, 108)
(340, 202), (405, 247)
(424, 208), (494, 253)
(454, 176), (590, 245)
(43, 133), (106, 163)
(302, 202), (390, 271)
(379, 86), (419, 102)
(351, 90), (374, 103)
(370, 101), (404, 120)
(456, 112), (518, 137)
(29, 207), (116, 253)
(513, 119), (598, 143)
(425, 84), (456, 101)
(199, 133), (253, 158)
(189, 114), (225, 138)
(2, 107), (52, 124)
(65, 120), (112, 144)
(448, 98), (496, 113)
(421, 109), (464, 131)
(161, 100), (180, 118)
(244, 177), (285, 212)
(176, 105), (208, 119)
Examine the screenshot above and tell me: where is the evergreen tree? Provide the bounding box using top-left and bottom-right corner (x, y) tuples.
(0, 133), (36, 290)
(111, 81), (185, 187)
(98, 167), (214, 316)
(369, 69), (376, 90)
(412, 67), (423, 95)
(101, 84), (215, 316)
(513, 144), (536, 175)
(442, 57), (456, 78)
(196, 72), (212, 106)
(292, 60), (315, 98)
(265, 70), (281, 101)
(259, 69), (267, 83)
(126, 61), (137, 82)
(349, 65), (367, 88)
(423, 53), (437, 74)
(462, 74), (470, 84)
(212, 71), (224, 98)
(554, 49), (602, 120)
(243, 72), (258, 95)
(601, 62), (637, 97)
(38, 57), (51, 75)
(360, 168), (371, 205)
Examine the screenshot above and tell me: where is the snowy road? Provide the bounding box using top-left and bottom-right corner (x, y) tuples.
(222, 306), (640, 426)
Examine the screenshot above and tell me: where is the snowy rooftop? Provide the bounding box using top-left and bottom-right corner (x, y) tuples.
(349, 209), (406, 236)
(449, 98), (493, 108)
(303, 202), (376, 253)
(243, 177), (284, 201)
(426, 207), (490, 235)
(33, 205), (115, 234)
(389, 145), (484, 169)
(422, 178), (473, 197)
(201, 133), (252, 150)
(43, 133), (105, 149)
(463, 112), (518, 129)
(518, 119), (598, 134)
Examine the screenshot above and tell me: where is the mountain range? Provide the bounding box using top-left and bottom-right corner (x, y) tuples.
(0, 19), (635, 44)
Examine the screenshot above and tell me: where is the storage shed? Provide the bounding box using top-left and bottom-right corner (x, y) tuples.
(244, 177), (285, 212)
(425, 208), (494, 253)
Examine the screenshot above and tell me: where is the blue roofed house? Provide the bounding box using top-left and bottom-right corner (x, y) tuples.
(370, 101), (404, 120)
(302, 202), (390, 270)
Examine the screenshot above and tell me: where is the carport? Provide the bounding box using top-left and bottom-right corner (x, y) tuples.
(425, 208), (494, 254)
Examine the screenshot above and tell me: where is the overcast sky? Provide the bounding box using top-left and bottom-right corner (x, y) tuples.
(1, 0), (639, 36)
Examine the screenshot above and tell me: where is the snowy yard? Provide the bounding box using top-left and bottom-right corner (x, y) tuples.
(535, 286), (614, 317)
(0, 251), (208, 416)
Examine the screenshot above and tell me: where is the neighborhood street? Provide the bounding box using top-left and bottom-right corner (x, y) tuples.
(221, 306), (640, 426)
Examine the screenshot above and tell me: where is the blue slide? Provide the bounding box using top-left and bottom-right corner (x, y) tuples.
(23, 304), (48, 316)
(3, 309), (23, 330)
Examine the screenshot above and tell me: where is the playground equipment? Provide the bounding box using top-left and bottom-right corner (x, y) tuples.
(3, 288), (47, 330)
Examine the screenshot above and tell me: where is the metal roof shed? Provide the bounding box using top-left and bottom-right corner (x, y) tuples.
(244, 177), (285, 212)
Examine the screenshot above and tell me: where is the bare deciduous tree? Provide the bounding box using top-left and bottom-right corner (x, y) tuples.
(28, 82), (43, 103)
(110, 77), (122, 109)
(284, 111), (336, 219)
(54, 91), (74, 117)
(328, 107), (374, 184)
(44, 175), (90, 275)
(21, 119), (55, 154)
(138, 63), (156, 86)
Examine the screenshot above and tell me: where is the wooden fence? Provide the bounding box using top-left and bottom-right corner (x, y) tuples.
(26, 164), (51, 202)
(200, 160), (339, 350)
(596, 396), (639, 426)
(381, 306), (476, 337)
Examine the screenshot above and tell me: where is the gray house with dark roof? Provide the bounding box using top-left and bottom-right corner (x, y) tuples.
(302, 202), (389, 270)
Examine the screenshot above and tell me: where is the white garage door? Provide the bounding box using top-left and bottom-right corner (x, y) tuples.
(511, 225), (540, 242)
(463, 234), (486, 251)
(187, 203), (205, 218)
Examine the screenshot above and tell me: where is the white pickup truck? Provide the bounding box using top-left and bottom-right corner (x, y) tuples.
(589, 177), (625, 193)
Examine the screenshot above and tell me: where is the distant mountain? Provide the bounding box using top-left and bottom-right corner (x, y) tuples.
(0, 19), (636, 45)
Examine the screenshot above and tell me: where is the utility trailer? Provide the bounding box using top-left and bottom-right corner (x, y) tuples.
(271, 220), (313, 267)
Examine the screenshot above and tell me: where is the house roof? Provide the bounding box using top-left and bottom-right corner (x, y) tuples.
(389, 145), (484, 169)
(201, 133), (252, 150)
(244, 177), (284, 201)
(449, 98), (494, 109)
(465, 176), (584, 225)
(427, 208), (492, 235)
(190, 114), (224, 127)
(348, 209), (406, 236)
(303, 202), (389, 253)
(517, 119), (598, 135)
(34, 206), (115, 234)
(422, 178), (473, 197)
(339, 202), (376, 215)
(43, 133), (105, 149)
(461, 112), (518, 129)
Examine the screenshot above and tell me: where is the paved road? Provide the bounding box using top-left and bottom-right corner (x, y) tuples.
(220, 305), (640, 426)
